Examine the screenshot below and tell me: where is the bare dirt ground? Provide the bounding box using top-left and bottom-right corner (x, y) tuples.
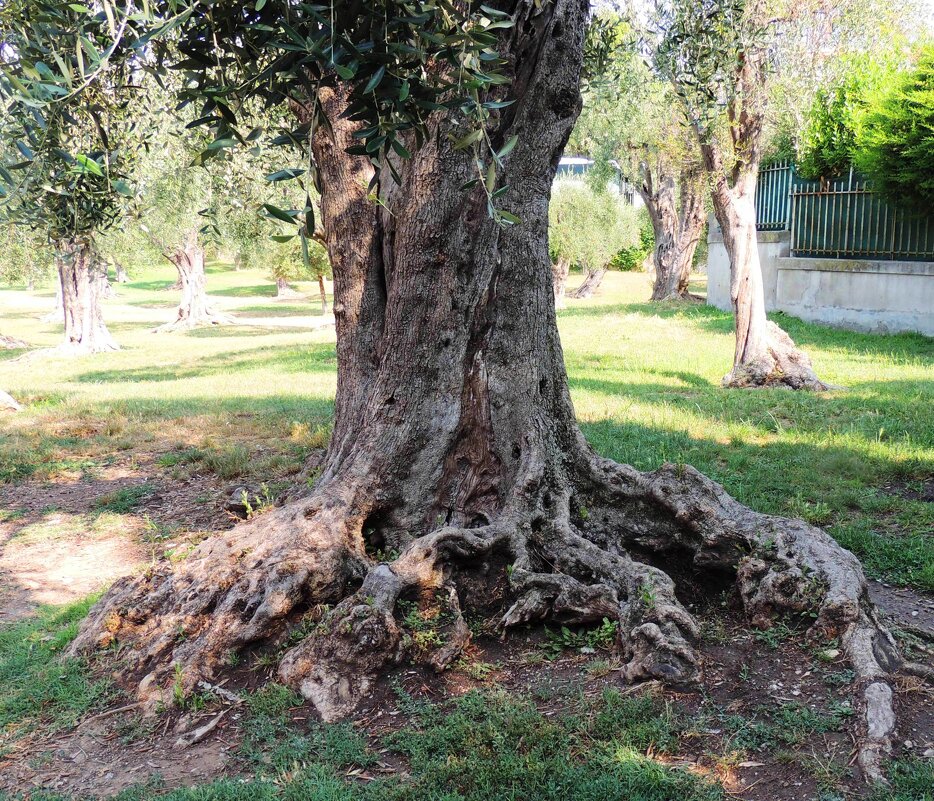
(0, 459), (932, 800)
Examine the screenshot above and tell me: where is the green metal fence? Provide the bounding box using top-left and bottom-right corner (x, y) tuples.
(754, 160), (793, 231)
(755, 163), (934, 262)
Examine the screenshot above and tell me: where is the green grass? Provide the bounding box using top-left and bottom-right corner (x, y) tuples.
(1, 688), (723, 801)
(0, 597), (113, 756)
(1, 267), (932, 591)
(1, 263), (931, 795)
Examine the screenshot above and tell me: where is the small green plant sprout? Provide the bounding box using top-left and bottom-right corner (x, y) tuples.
(542, 618), (618, 657)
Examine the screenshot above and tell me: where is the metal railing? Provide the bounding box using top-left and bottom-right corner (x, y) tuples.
(754, 160), (793, 231)
(755, 163), (934, 262)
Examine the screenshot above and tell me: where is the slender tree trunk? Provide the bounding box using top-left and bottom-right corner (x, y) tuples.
(57, 238), (118, 354)
(156, 232), (232, 332)
(72, 0), (895, 772)
(570, 267), (606, 299)
(552, 258), (570, 308)
(641, 167), (706, 301)
(317, 274), (328, 314)
(114, 262), (129, 283)
(709, 173), (826, 390)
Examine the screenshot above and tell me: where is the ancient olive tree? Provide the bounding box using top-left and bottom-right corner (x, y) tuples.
(130, 130), (233, 332)
(651, 0), (827, 389)
(569, 23), (706, 301)
(15, 0), (906, 782)
(0, 2), (146, 354)
(549, 181), (641, 302)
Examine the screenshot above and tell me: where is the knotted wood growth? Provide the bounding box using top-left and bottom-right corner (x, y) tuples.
(70, 0), (900, 782)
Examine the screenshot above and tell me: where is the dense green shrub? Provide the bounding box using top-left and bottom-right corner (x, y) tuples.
(549, 182), (641, 272)
(610, 208), (654, 271)
(796, 56), (893, 180)
(855, 44), (934, 209)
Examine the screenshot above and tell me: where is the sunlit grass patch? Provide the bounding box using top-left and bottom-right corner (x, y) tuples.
(0, 597), (114, 756)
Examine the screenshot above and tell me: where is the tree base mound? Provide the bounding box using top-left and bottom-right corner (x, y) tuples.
(153, 309), (236, 333)
(723, 322), (829, 391)
(70, 447), (905, 781)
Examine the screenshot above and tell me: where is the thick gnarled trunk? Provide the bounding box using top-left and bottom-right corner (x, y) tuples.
(57, 238), (118, 354)
(71, 0), (895, 777)
(643, 168), (706, 301)
(156, 232), (232, 332)
(709, 177), (826, 390)
(570, 267), (606, 299)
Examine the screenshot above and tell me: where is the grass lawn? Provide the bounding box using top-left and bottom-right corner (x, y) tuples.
(0, 263), (932, 800)
(1, 264), (931, 589)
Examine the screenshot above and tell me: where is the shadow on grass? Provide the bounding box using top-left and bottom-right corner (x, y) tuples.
(209, 284), (277, 298)
(560, 298), (933, 362)
(570, 371), (934, 449)
(75, 342), (337, 384)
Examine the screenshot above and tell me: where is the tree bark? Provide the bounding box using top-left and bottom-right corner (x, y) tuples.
(707, 171), (826, 390)
(275, 276), (300, 298)
(570, 267), (606, 299)
(70, 0), (894, 775)
(552, 258), (570, 308)
(156, 232), (233, 332)
(114, 262), (129, 283)
(41, 271), (65, 324)
(317, 274), (328, 314)
(57, 238), (118, 354)
(641, 166), (706, 301)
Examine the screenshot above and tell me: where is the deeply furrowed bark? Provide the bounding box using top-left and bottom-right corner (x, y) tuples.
(70, 0), (897, 780)
(642, 167), (706, 302)
(155, 232), (233, 332)
(57, 238), (118, 354)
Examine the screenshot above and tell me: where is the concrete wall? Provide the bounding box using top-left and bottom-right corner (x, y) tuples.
(706, 219), (934, 337)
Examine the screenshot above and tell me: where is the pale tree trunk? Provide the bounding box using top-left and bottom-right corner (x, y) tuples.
(641, 165), (706, 301)
(41, 272), (64, 323)
(114, 262), (129, 283)
(156, 231), (232, 332)
(317, 274), (328, 314)
(570, 267), (606, 298)
(57, 238), (118, 354)
(276, 276), (299, 298)
(552, 258), (570, 308)
(0, 389), (21, 412)
(708, 170), (826, 390)
(71, 0), (897, 772)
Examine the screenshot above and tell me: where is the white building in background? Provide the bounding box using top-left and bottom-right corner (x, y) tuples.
(555, 156), (644, 208)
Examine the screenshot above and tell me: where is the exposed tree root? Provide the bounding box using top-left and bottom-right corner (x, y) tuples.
(70, 446), (902, 781)
(153, 308), (236, 333)
(0, 334), (28, 349)
(0, 389), (22, 412)
(723, 321), (829, 391)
